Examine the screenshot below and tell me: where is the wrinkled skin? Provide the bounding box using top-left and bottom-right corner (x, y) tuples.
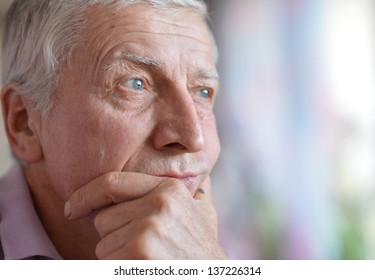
(3, 4), (224, 259)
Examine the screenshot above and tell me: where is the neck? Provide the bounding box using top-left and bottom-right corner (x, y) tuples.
(24, 165), (100, 260)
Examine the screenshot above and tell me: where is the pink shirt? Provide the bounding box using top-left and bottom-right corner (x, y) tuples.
(0, 164), (62, 260)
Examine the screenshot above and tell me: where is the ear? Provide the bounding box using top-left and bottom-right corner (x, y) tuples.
(1, 85), (43, 163)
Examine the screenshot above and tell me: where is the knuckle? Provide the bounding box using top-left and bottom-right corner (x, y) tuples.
(102, 172), (119, 203)
(102, 172), (119, 189)
(94, 210), (112, 237)
(94, 212), (105, 233)
(152, 192), (175, 214)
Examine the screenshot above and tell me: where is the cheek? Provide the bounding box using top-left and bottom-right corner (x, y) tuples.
(42, 109), (148, 199)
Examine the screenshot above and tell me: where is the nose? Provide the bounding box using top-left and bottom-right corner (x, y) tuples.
(153, 89), (205, 153)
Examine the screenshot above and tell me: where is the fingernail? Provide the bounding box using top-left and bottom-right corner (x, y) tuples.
(197, 188), (205, 194)
(64, 201), (71, 218)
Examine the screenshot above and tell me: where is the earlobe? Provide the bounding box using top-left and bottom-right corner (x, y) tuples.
(1, 85), (43, 163)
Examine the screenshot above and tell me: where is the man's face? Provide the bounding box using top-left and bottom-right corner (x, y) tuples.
(38, 4), (220, 200)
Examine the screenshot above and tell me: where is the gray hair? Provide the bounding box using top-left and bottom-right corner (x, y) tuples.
(1, 0), (212, 114)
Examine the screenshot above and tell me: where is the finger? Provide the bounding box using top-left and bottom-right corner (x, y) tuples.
(194, 177), (217, 223)
(99, 235), (162, 260)
(94, 199), (143, 238)
(194, 176), (213, 201)
(100, 245), (139, 260)
(64, 172), (164, 220)
(94, 179), (188, 238)
(95, 220), (136, 259)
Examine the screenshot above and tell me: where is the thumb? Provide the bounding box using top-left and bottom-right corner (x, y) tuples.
(194, 176), (213, 201)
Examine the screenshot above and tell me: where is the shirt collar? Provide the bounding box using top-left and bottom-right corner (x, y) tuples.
(0, 164), (62, 260)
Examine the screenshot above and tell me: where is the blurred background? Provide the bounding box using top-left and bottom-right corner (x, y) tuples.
(1, 0), (375, 259)
(0, 0), (13, 175)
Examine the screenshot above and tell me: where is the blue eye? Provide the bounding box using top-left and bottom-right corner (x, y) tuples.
(121, 79), (144, 91)
(199, 88), (210, 98)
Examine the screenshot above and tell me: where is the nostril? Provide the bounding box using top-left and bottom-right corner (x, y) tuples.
(164, 142), (186, 150)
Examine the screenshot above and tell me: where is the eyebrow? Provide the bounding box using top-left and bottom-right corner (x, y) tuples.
(110, 52), (162, 69)
(108, 52), (219, 81)
(195, 69), (219, 80)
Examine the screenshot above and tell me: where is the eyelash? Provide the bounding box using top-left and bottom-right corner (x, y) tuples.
(120, 78), (146, 92)
(115, 75), (215, 103)
(198, 88), (213, 99)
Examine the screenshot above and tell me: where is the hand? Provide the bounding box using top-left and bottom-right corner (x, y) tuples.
(64, 172), (226, 259)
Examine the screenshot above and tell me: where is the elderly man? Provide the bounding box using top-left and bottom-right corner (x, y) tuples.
(0, 0), (225, 260)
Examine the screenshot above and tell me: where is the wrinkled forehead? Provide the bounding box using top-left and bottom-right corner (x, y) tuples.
(84, 3), (212, 43)
(77, 3), (217, 77)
